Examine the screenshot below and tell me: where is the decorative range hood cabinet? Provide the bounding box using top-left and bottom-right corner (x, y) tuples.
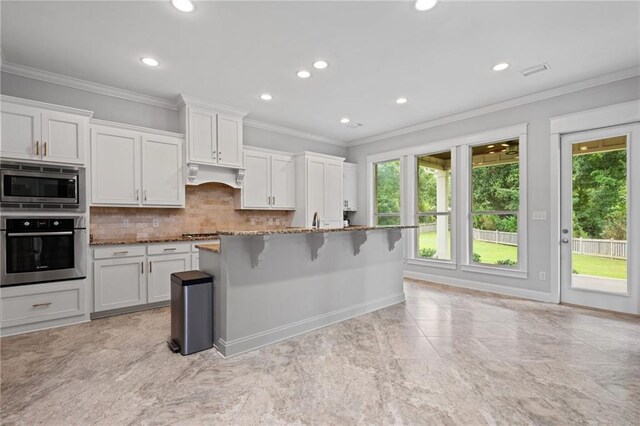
(177, 94), (249, 188)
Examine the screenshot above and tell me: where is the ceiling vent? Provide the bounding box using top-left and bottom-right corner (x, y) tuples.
(347, 123), (363, 128)
(521, 63), (550, 77)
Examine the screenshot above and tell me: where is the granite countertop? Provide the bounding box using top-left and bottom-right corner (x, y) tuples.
(195, 242), (221, 253)
(90, 235), (220, 246)
(215, 225), (417, 236)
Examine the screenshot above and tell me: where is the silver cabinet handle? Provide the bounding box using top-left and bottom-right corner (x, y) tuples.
(149, 261), (153, 273)
(113, 250), (129, 255)
(267, 196), (271, 205)
(144, 190), (147, 202)
(273, 196), (276, 205)
(141, 261), (144, 274)
(136, 189), (140, 201)
(35, 141), (39, 156)
(163, 247), (177, 251)
(32, 302), (52, 308)
(43, 142), (48, 156)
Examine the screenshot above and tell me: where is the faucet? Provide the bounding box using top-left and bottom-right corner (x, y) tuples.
(312, 212), (320, 229)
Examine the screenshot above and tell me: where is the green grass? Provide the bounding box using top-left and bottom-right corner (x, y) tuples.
(418, 231), (627, 279)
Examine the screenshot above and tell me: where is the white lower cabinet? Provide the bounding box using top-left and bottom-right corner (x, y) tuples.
(92, 240), (217, 313)
(94, 256), (147, 312)
(147, 253), (190, 303)
(0, 280), (86, 330)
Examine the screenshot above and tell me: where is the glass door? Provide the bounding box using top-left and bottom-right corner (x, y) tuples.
(560, 124), (639, 314)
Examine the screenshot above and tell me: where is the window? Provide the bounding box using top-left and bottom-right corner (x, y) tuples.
(470, 139), (520, 267)
(416, 151), (452, 260)
(374, 159), (401, 225)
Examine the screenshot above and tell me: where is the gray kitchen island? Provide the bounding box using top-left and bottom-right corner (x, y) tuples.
(197, 225), (415, 357)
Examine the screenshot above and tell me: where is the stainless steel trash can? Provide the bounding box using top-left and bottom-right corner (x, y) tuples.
(168, 270), (213, 355)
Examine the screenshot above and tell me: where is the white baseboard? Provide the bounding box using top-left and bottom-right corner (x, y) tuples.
(0, 315), (89, 338)
(404, 270), (554, 303)
(217, 292), (405, 357)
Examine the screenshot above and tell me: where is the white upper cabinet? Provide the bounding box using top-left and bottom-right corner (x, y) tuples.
(178, 95), (247, 169)
(217, 113), (243, 167)
(292, 152), (344, 228)
(343, 162), (358, 211)
(142, 135), (184, 206)
(270, 153), (295, 209)
(188, 108), (217, 165)
(0, 96), (90, 165)
(90, 124), (184, 208)
(91, 127), (141, 205)
(237, 147), (295, 210)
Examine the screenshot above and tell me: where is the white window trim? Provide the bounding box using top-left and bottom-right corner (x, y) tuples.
(411, 148), (457, 267)
(367, 155), (404, 226)
(460, 127), (528, 278)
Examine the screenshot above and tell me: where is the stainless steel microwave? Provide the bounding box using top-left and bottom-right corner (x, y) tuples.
(0, 161), (85, 212)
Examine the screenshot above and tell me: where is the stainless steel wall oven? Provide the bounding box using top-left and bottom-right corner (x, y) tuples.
(1, 217), (87, 287)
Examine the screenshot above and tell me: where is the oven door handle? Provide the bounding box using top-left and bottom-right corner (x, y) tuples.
(6, 231), (74, 237)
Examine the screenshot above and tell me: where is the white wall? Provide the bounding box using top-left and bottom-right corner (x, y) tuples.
(346, 76), (640, 298)
(0, 72), (346, 157)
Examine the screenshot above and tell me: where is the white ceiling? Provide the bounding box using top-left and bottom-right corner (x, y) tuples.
(1, 1), (639, 143)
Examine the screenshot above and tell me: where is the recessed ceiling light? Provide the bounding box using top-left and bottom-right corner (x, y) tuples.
(489, 151), (495, 154)
(415, 0), (438, 11)
(140, 57), (159, 67)
(487, 145), (495, 149)
(171, 0), (195, 13)
(313, 60), (329, 70)
(501, 143), (510, 147)
(580, 146), (588, 151)
(297, 70), (311, 79)
(395, 97), (408, 104)
(340, 117), (350, 124)
(492, 62), (510, 71)
(260, 93), (272, 101)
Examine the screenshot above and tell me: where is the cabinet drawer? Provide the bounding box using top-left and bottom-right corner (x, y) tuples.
(1, 281), (85, 327)
(147, 243), (190, 255)
(94, 246), (146, 259)
(191, 240), (219, 252)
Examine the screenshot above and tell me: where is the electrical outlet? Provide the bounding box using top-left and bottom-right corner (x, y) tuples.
(250, 218), (256, 225)
(152, 219), (159, 228)
(268, 218), (274, 225)
(275, 219), (280, 225)
(122, 219), (129, 228)
(539, 271), (547, 281)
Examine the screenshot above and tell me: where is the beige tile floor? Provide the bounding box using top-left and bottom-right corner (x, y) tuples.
(1, 279), (639, 425)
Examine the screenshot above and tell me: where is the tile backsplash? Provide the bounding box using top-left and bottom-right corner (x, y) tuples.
(90, 183), (293, 241)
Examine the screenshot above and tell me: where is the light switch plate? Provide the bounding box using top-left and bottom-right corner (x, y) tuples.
(532, 211), (547, 220)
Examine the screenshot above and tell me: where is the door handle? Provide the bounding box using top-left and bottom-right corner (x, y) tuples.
(149, 261), (152, 273)
(136, 189), (140, 201)
(561, 238), (570, 244)
(43, 142), (47, 156)
(35, 141), (39, 156)
(141, 261), (144, 274)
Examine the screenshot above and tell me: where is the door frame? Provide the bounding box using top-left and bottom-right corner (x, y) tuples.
(549, 100), (640, 312)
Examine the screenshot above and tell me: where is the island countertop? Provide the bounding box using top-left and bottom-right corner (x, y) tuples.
(215, 225), (417, 236)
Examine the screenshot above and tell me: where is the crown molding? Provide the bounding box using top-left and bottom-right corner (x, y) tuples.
(90, 118), (185, 139)
(0, 60), (178, 110)
(348, 66), (640, 147)
(244, 119), (347, 147)
(1, 94), (94, 118)
(176, 94), (248, 117)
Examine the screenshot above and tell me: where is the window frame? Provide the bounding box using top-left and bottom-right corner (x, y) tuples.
(413, 148), (456, 266)
(370, 158), (402, 226)
(461, 129), (528, 278)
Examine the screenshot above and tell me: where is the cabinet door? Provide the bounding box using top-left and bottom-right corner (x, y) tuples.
(142, 135), (184, 207)
(307, 158), (326, 226)
(0, 103), (41, 161)
(217, 113), (243, 167)
(271, 154), (295, 209)
(94, 256), (146, 312)
(41, 111), (85, 164)
(188, 107), (217, 165)
(242, 150), (271, 208)
(324, 161), (344, 227)
(148, 254), (190, 303)
(343, 164), (358, 211)
(191, 253), (199, 270)
(91, 127), (141, 205)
